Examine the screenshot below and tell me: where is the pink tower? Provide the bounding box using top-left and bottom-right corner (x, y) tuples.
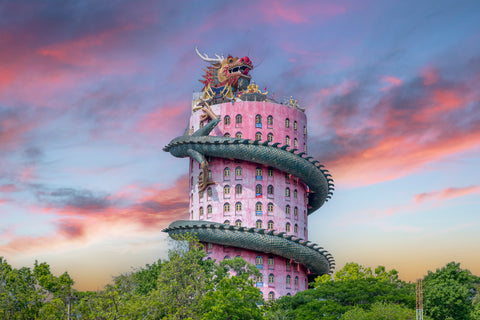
(163, 49), (334, 300)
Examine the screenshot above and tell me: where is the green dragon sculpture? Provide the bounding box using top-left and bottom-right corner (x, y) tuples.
(163, 117), (334, 214)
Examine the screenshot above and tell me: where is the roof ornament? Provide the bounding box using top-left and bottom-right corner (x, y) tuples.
(195, 46), (224, 63)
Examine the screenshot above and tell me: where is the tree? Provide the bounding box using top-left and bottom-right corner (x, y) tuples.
(423, 262), (479, 320)
(341, 302), (429, 320)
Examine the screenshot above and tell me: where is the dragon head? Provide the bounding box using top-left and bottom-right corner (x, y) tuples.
(196, 47), (253, 92)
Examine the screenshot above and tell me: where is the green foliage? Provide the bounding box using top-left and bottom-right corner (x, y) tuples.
(423, 262), (480, 320)
(340, 302), (419, 320)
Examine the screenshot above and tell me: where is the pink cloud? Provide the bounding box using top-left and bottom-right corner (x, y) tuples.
(421, 66), (439, 86)
(415, 185), (480, 203)
(380, 75), (402, 91)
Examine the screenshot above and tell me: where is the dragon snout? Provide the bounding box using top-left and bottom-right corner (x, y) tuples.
(239, 56), (252, 66)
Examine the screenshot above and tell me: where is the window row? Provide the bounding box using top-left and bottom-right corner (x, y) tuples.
(225, 115), (304, 133)
(255, 273), (300, 286)
(223, 132), (300, 147)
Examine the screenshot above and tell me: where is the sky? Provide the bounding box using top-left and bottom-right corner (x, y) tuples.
(0, 0), (479, 291)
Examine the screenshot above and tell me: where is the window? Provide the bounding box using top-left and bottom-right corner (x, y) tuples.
(267, 185), (274, 195)
(224, 167), (230, 178)
(294, 189), (297, 198)
(286, 222), (291, 232)
(207, 242), (213, 249)
(255, 114), (262, 128)
(235, 114), (242, 125)
(224, 220), (230, 226)
(207, 205), (212, 214)
(285, 135), (290, 146)
(199, 190), (204, 199)
(224, 132), (230, 137)
(286, 275), (291, 285)
(256, 167), (263, 179)
(190, 176), (193, 186)
(286, 293), (291, 296)
(285, 205), (291, 215)
(267, 133), (273, 142)
(294, 224), (298, 234)
(255, 132), (262, 141)
(208, 170), (212, 179)
(199, 207), (204, 216)
(268, 273), (275, 284)
(268, 256), (274, 266)
(295, 276), (299, 286)
(235, 132), (242, 139)
(256, 256), (263, 265)
(235, 167), (242, 178)
(285, 187), (291, 197)
(294, 121), (297, 130)
(224, 185), (230, 195)
(224, 256), (231, 260)
(267, 115), (273, 126)
(256, 220), (262, 229)
(207, 187), (212, 197)
(286, 260), (291, 270)
(235, 202), (242, 212)
(267, 203), (274, 213)
(257, 274), (263, 283)
(303, 126), (307, 136)
(285, 118), (290, 128)
(224, 202), (230, 212)
(294, 138), (298, 148)
(267, 220), (274, 229)
(304, 143), (307, 152)
(256, 184), (262, 196)
(268, 292), (275, 300)
(235, 219), (242, 227)
(256, 202), (262, 212)
(224, 115), (231, 125)
(267, 168), (274, 177)
(294, 207), (298, 219)
(235, 184), (242, 194)
(285, 173), (290, 182)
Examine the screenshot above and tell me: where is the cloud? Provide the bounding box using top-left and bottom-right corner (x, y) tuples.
(415, 185), (480, 203)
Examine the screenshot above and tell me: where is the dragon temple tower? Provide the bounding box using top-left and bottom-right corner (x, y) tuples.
(163, 48), (335, 300)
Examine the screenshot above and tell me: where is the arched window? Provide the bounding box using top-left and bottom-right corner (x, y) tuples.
(224, 167), (230, 178)
(286, 293), (291, 296)
(255, 202), (262, 212)
(224, 185), (230, 195)
(285, 205), (291, 215)
(256, 167), (262, 178)
(267, 185), (274, 195)
(224, 220), (230, 226)
(255, 114), (262, 128)
(267, 203), (274, 213)
(208, 170), (212, 180)
(294, 138), (298, 148)
(267, 220), (274, 229)
(199, 207), (204, 216)
(256, 220), (262, 229)
(294, 207), (298, 219)
(256, 184), (262, 196)
(257, 274), (263, 283)
(235, 167), (242, 178)
(224, 202), (230, 212)
(207, 242), (213, 249)
(199, 190), (204, 199)
(285, 135), (290, 146)
(294, 189), (298, 198)
(295, 276), (299, 286)
(286, 222), (291, 232)
(267, 133), (273, 142)
(224, 115), (231, 125)
(256, 256), (263, 265)
(268, 274), (274, 284)
(293, 120), (297, 130)
(190, 176), (193, 186)
(294, 224), (298, 234)
(235, 132), (242, 139)
(286, 260), (291, 269)
(255, 132), (262, 141)
(268, 291), (275, 300)
(224, 132), (230, 137)
(207, 187), (212, 198)
(235, 184), (242, 194)
(207, 205), (212, 214)
(286, 275), (291, 285)
(285, 187), (291, 197)
(235, 202), (242, 212)
(235, 114), (242, 124)
(267, 168), (274, 177)
(304, 143), (307, 152)
(235, 219), (242, 227)
(268, 256), (274, 266)
(285, 118), (290, 128)
(224, 256), (231, 260)
(267, 115), (273, 126)
(304, 126), (307, 136)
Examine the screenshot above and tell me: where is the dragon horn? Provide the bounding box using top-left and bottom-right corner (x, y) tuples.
(195, 47), (223, 63)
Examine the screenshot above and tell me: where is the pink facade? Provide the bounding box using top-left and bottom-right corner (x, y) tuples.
(188, 101), (313, 299)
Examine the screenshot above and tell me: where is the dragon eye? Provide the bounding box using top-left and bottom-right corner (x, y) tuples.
(229, 59), (233, 63)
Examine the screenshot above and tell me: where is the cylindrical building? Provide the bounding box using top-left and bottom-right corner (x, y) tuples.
(163, 50), (334, 300)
